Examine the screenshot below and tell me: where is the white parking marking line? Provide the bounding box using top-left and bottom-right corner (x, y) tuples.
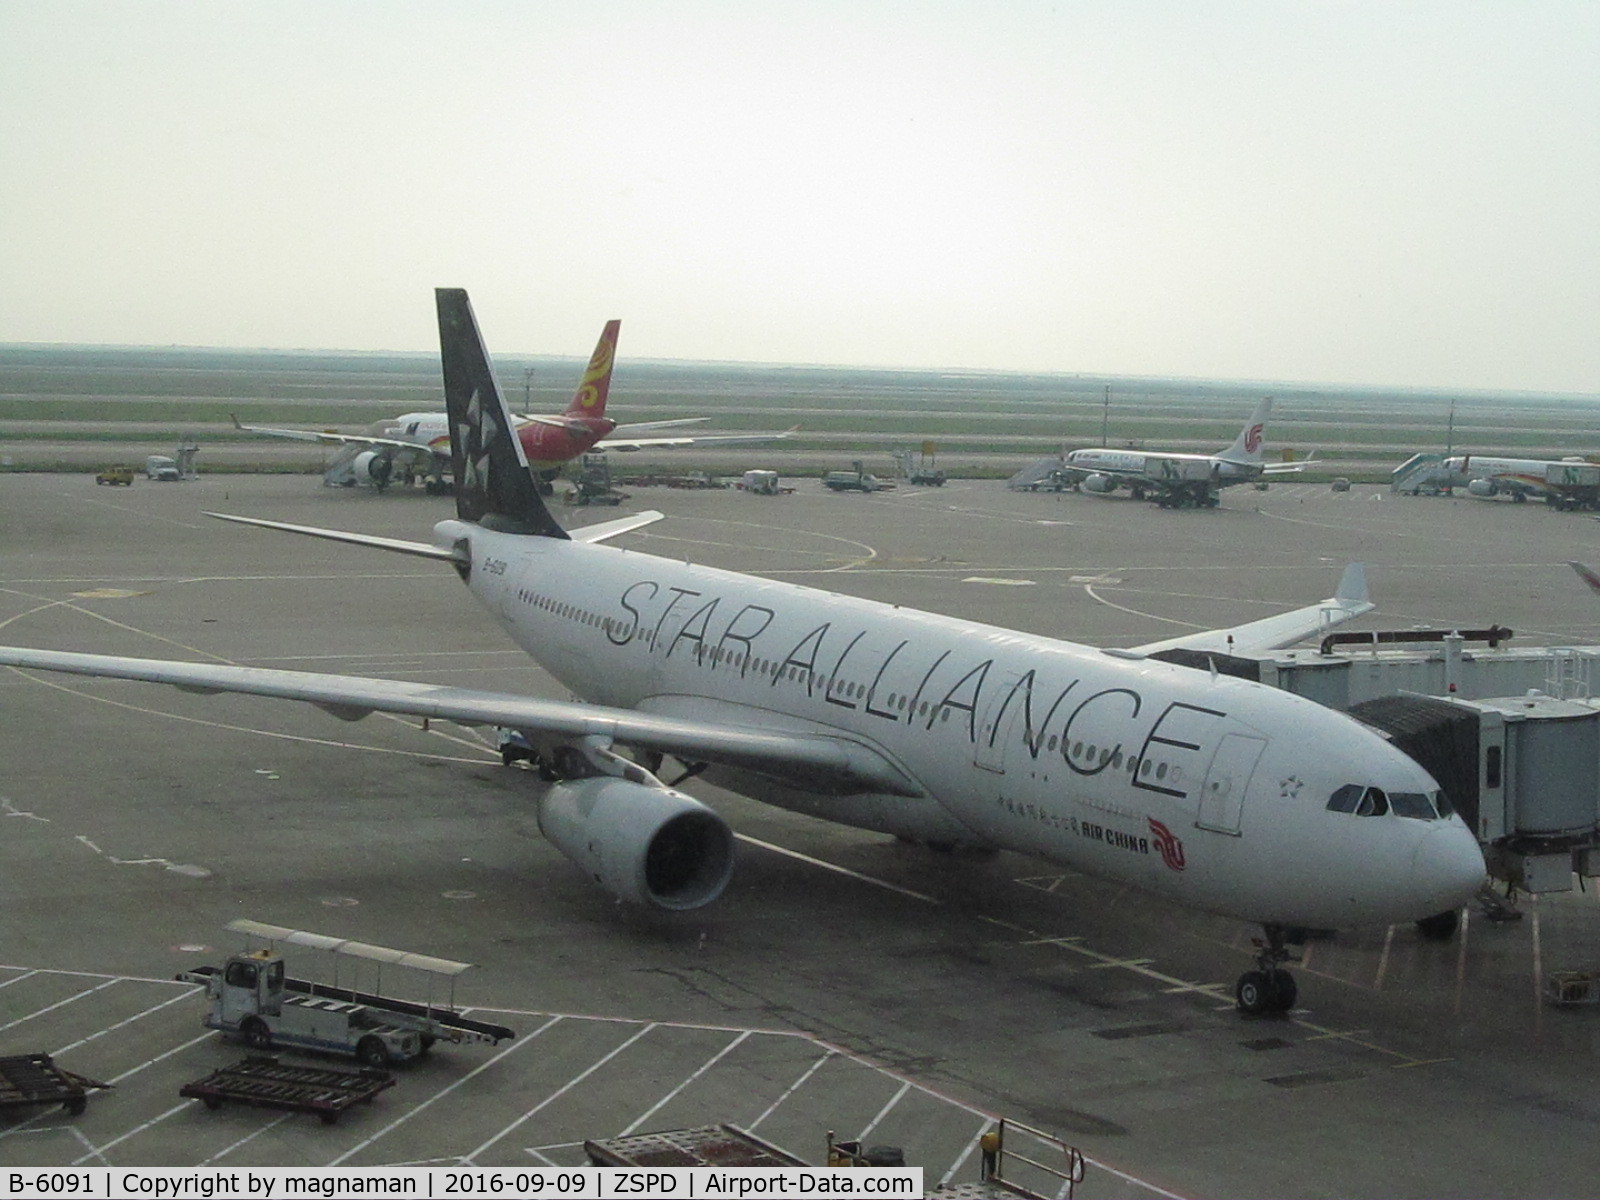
(735, 834), (941, 905)
(52, 987), (196, 1054)
(619, 1030), (751, 1136)
(0, 978), (119, 1033)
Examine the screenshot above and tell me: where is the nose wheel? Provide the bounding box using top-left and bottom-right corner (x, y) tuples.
(1236, 925), (1299, 1015)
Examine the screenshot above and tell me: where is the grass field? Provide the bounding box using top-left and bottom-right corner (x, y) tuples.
(3, 343), (1597, 480)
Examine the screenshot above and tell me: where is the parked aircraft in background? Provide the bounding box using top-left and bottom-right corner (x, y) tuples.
(234, 319), (792, 492)
(1056, 398), (1307, 508)
(1440, 455), (1600, 510)
(0, 289), (1485, 1016)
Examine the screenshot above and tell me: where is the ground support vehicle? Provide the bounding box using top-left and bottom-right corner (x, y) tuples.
(176, 920), (515, 1067)
(0, 1053), (110, 1117)
(736, 470), (793, 495)
(94, 465), (134, 486)
(823, 461), (893, 492)
(179, 1055), (393, 1124)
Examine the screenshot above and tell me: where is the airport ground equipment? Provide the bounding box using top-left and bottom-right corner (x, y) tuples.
(144, 454), (180, 481)
(1006, 457), (1073, 492)
(1391, 452), (1455, 495)
(823, 460), (893, 492)
(587, 1119), (1074, 1199)
(586, 1124), (811, 1169)
(563, 454), (628, 506)
(737, 469), (792, 495)
(893, 446), (946, 486)
(0, 1053), (110, 1118)
(176, 920), (515, 1066)
(94, 464), (134, 486)
(179, 1055), (393, 1124)
(1168, 629), (1600, 897)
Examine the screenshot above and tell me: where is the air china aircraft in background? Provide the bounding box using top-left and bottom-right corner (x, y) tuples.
(1057, 398), (1307, 509)
(0, 290), (1485, 1016)
(234, 319), (792, 492)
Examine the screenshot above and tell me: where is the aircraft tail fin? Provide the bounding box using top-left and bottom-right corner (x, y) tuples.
(563, 319), (621, 418)
(435, 288), (569, 539)
(1217, 397), (1273, 465)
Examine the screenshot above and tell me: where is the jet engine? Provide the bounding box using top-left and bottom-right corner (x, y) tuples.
(1466, 478), (1499, 497)
(537, 776), (735, 910)
(348, 450), (394, 488)
(1081, 473), (1118, 494)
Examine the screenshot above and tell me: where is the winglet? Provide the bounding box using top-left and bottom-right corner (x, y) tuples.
(1336, 562), (1369, 606)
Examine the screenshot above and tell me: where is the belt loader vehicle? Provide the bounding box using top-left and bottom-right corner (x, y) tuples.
(176, 920), (514, 1067)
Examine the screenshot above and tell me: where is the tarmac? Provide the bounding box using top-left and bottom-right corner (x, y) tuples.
(4, 470), (1600, 1197)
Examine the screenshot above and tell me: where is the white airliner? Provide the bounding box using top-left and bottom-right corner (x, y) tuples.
(1058, 398), (1307, 508)
(0, 291), (1484, 1015)
(1440, 454), (1600, 509)
(234, 319), (791, 492)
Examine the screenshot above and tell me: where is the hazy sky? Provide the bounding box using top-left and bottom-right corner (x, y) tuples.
(3, 2), (1597, 393)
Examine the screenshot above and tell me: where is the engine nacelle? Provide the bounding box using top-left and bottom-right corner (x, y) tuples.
(1466, 478), (1499, 497)
(537, 776), (734, 910)
(349, 450), (393, 487)
(1081, 473), (1118, 494)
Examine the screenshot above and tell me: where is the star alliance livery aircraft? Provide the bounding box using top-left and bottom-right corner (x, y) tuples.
(0, 290), (1485, 1015)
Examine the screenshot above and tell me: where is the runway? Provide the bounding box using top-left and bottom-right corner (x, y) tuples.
(4, 472), (1600, 1197)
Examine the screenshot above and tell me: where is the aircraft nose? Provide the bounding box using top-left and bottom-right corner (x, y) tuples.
(1410, 824), (1486, 914)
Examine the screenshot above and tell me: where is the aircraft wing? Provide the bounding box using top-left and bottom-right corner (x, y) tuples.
(608, 418), (710, 435)
(596, 425), (799, 452)
(0, 648), (918, 797)
(230, 415), (436, 454)
(1122, 563), (1373, 658)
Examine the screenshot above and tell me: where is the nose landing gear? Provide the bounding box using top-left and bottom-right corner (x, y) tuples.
(1236, 925), (1299, 1015)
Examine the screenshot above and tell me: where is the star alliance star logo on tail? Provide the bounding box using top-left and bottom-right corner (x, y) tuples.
(457, 387), (494, 493)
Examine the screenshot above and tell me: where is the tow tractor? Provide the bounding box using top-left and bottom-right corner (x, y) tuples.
(176, 920), (515, 1067)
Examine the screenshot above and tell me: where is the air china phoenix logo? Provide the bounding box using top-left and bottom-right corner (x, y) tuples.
(1148, 818), (1187, 872)
(1244, 423), (1264, 454)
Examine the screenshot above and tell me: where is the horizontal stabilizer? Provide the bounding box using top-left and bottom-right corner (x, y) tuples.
(205, 512), (464, 562)
(1124, 563), (1373, 658)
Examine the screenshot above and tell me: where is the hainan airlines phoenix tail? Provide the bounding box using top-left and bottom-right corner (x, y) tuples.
(0, 290), (1484, 1016)
(234, 318), (790, 492)
(1060, 398), (1307, 508)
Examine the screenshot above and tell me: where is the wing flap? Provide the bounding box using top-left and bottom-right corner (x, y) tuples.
(0, 648), (918, 797)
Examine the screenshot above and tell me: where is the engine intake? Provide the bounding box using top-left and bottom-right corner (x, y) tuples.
(537, 776), (734, 910)
(1082, 472), (1117, 494)
(1466, 478), (1499, 497)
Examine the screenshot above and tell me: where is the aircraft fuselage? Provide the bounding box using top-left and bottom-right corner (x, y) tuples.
(441, 518), (1484, 932)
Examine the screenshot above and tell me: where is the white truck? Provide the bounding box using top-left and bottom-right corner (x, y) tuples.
(145, 454), (181, 481)
(176, 920), (514, 1067)
(738, 470), (792, 495)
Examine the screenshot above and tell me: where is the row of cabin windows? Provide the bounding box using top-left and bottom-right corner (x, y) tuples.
(1326, 784), (1452, 820)
(523, 592), (1176, 782)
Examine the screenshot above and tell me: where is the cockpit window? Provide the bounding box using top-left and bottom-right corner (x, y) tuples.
(1327, 785), (1445, 819)
(1327, 785), (1363, 813)
(1388, 791), (1435, 819)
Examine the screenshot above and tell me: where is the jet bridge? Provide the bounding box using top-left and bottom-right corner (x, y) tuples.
(1166, 632), (1600, 893)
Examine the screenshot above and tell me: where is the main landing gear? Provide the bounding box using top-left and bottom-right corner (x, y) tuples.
(1235, 925), (1299, 1015)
